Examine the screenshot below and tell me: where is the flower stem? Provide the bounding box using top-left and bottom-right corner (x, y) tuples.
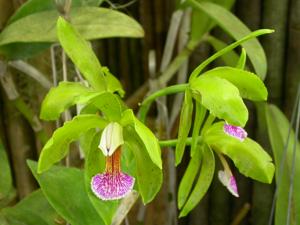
(188, 27), (274, 81)
(159, 136), (203, 147)
(139, 83), (189, 123)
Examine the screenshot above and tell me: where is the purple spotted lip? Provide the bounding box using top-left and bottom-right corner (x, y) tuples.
(91, 172), (135, 200)
(223, 124), (247, 141)
(91, 148), (135, 201)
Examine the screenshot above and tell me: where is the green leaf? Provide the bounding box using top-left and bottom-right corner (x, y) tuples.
(190, 102), (206, 157)
(265, 104), (300, 225)
(0, 7), (144, 45)
(120, 109), (162, 169)
(40, 81), (123, 121)
(0, 215), (8, 225)
(123, 128), (162, 203)
(187, 0), (268, 79)
(190, 0), (235, 43)
(0, 1), (104, 59)
(91, 93), (123, 121)
(132, 118), (162, 169)
(1, 190), (59, 225)
(205, 35), (240, 67)
(8, 0), (103, 24)
(28, 161), (105, 225)
(38, 114), (108, 173)
(201, 67), (268, 101)
(102, 67), (125, 97)
(56, 18), (126, 95)
(179, 145), (215, 217)
(0, 140), (14, 201)
(84, 131), (119, 225)
(190, 75), (248, 126)
(204, 122), (275, 183)
(40, 81), (100, 120)
(175, 90), (194, 165)
(0, 42), (51, 60)
(0, 189), (17, 209)
(57, 17), (106, 91)
(178, 148), (201, 209)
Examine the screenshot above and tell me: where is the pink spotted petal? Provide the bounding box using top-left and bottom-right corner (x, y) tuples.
(91, 172), (135, 201)
(229, 175), (239, 197)
(223, 124), (247, 141)
(218, 170), (239, 197)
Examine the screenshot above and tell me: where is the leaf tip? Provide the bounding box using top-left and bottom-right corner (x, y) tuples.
(179, 210), (187, 218)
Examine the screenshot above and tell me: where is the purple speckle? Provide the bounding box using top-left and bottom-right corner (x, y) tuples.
(229, 175), (239, 197)
(218, 170), (239, 197)
(223, 124), (247, 141)
(91, 172), (135, 201)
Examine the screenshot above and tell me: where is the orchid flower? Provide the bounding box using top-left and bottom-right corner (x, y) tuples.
(217, 123), (248, 197)
(223, 123), (247, 141)
(91, 122), (135, 200)
(217, 153), (239, 197)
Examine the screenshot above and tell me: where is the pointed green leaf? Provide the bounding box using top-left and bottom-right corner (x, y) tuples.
(190, 75), (248, 126)
(133, 118), (162, 169)
(190, 102), (206, 157)
(38, 114), (108, 173)
(266, 104), (300, 225)
(179, 145), (215, 217)
(205, 122), (275, 183)
(123, 129), (162, 204)
(201, 67), (268, 101)
(187, 0), (268, 79)
(176, 90), (194, 165)
(28, 161), (105, 225)
(56, 18), (126, 94)
(120, 109), (162, 169)
(1, 190), (59, 225)
(178, 148), (201, 209)
(40, 81), (101, 120)
(102, 67), (125, 97)
(91, 93), (123, 121)
(40, 80), (123, 121)
(57, 17), (106, 91)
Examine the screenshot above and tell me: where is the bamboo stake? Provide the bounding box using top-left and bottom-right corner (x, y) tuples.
(284, 0), (300, 118)
(262, 0), (289, 105)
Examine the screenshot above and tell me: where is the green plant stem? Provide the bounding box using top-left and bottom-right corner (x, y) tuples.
(159, 137), (192, 147)
(188, 28), (274, 81)
(139, 83), (189, 123)
(159, 136), (203, 147)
